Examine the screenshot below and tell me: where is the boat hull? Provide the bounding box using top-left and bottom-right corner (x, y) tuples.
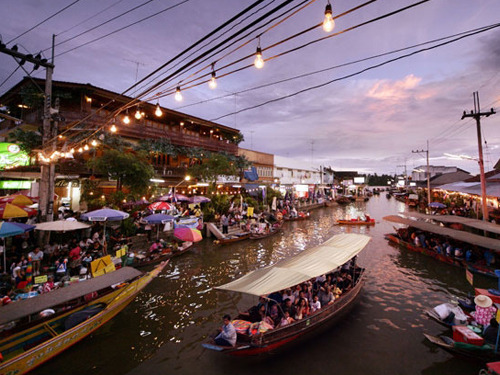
(216, 233), (251, 245)
(337, 220), (375, 226)
(0, 262), (166, 375)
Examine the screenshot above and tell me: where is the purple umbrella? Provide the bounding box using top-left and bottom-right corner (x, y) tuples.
(158, 193), (190, 202)
(188, 196), (211, 204)
(142, 214), (175, 239)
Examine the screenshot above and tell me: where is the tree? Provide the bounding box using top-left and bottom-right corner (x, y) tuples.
(187, 153), (237, 191)
(9, 128), (42, 157)
(88, 149), (154, 194)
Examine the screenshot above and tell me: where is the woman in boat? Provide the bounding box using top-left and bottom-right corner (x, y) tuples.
(295, 298), (309, 320)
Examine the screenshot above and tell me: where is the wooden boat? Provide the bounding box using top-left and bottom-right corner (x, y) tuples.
(214, 233), (251, 245)
(202, 233), (371, 356)
(0, 262), (167, 374)
(284, 213), (310, 221)
(336, 219), (375, 226)
(425, 302), (470, 328)
(383, 215), (500, 279)
(484, 361), (500, 375)
(249, 221), (283, 240)
(129, 242), (192, 269)
(424, 333), (500, 363)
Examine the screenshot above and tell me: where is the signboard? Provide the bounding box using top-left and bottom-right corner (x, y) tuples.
(295, 184), (309, 192)
(0, 180), (32, 189)
(91, 255), (116, 277)
(354, 177), (365, 184)
(0, 143), (29, 170)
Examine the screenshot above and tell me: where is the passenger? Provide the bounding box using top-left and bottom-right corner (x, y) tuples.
(268, 290), (283, 305)
(214, 314), (237, 347)
(278, 311), (295, 327)
(318, 283), (334, 307)
(269, 303), (282, 326)
(282, 289), (295, 304)
(281, 298), (296, 318)
(310, 294), (321, 313)
(483, 318), (500, 345)
(454, 247), (464, 259)
(343, 274), (353, 291)
(294, 298), (309, 320)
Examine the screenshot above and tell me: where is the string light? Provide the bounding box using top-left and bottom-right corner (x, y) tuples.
(78, 147), (83, 153)
(323, 1), (335, 32)
(123, 110), (130, 124)
(91, 140), (97, 147)
(84, 144), (89, 151)
(254, 39), (264, 69)
(155, 101), (163, 117)
(134, 107), (142, 120)
(175, 86), (183, 101)
(110, 124), (117, 133)
(209, 62), (217, 89)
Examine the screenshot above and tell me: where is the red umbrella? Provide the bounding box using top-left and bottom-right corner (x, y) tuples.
(173, 228), (203, 242)
(0, 194), (34, 206)
(148, 201), (173, 211)
(0, 203), (36, 219)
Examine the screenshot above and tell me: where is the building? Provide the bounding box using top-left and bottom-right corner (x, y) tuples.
(273, 155), (322, 197)
(411, 165), (470, 183)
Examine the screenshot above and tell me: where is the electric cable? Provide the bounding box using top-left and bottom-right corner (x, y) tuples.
(0, 65), (22, 91)
(7, 0), (81, 44)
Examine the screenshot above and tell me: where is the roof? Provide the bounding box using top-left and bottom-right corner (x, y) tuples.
(216, 233), (370, 296)
(274, 155), (320, 172)
(0, 267), (142, 325)
(429, 171), (473, 186)
(401, 212), (500, 236)
(435, 180), (500, 198)
(383, 215), (500, 252)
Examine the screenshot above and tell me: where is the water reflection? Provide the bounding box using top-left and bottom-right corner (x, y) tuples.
(36, 196), (496, 375)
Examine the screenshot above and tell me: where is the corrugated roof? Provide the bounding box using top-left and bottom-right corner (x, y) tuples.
(383, 215), (500, 252)
(401, 212), (500, 235)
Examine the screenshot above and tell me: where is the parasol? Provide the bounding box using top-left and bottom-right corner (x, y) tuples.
(0, 194), (34, 206)
(188, 196), (211, 204)
(148, 202), (173, 211)
(158, 193), (190, 202)
(35, 220), (91, 232)
(0, 221), (36, 274)
(428, 202), (447, 209)
(0, 203), (30, 219)
(142, 214), (175, 239)
(80, 208), (130, 253)
(173, 228), (203, 243)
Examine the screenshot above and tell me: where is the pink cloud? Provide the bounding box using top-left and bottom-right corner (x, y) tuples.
(367, 74), (422, 100)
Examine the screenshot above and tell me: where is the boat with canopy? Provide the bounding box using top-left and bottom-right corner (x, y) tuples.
(202, 233), (370, 356)
(383, 215), (500, 278)
(0, 262), (167, 374)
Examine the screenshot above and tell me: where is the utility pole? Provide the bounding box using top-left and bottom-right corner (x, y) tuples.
(397, 160), (408, 187)
(412, 140), (431, 206)
(461, 91), (495, 221)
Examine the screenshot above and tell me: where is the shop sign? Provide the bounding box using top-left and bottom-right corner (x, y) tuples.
(0, 180), (32, 189)
(0, 142), (29, 170)
(55, 180), (80, 188)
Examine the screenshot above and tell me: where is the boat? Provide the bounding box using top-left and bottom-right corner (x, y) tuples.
(214, 233), (251, 245)
(336, 219), (375, 226)
(284, 212), (310, 221)
(202, 233), (371, 356)
(0, 262), (167, 374)
(335, 196), (351, 205)
(424, 333), (500, 363)
(249, 221), (283, 240)
(383, 215), (500, 278)
(425, 301), (470, 327)
(483, 361), (500, 375)
(128, 242), (192, 269)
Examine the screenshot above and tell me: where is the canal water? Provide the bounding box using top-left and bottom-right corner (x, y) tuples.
(37, 195), (496, 375)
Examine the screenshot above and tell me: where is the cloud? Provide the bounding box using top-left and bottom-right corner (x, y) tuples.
(367, 74), (422, 100)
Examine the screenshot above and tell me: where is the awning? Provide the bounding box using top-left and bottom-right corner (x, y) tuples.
(0, 267), (142, 325)
(383, 215), (500, 252)
(401, 212), (500, 236)
(216, 233), (370, 296)
(244, 167), (259, 181)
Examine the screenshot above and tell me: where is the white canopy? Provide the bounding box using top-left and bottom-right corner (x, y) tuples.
(35, 220), (91, 232)
(216, 233), (371, 296)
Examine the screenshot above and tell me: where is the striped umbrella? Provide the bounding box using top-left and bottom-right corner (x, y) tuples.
(148, 202), (173, 211)
(0, 194), (34, 206)
(0, 203), (29, 219)
(173, 228), (203, 243)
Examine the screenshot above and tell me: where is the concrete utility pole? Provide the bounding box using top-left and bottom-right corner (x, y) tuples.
(412, 140), (431, 205)
(461, 91), (495, 221)
(397, 160), (408, 187)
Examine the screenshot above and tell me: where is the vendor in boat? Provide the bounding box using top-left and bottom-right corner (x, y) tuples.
(483, 318), (499, 345)
(473, 295), (497, 327)
(214, 314), (237, 347)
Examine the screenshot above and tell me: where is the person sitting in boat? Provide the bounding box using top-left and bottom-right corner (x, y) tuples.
(268, 290), (283, 305)
(484, 250), (495, 267)
(310, 294), (321, 313)
(282, 289), (294, 304)
(365, 214), (371, 222)
(290, 207), (298, 218)
(294, 298), (309, 320)
(472, 295), (497, 327)
(282, 298), (296, 319)
(454, 247), (464, 259)
(278, 311), (295, 327)
(318, 283), (334, 307)
(214, 314), (237, 347)
(343, 274), (353, 291)
(483, 318), (500, 346)
(55, 259), (68, 281)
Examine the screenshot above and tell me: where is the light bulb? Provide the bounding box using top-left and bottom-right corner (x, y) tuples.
(78, 147), (83, 153)
(84, 144), (89, 151)
(175, 86), (183, 101)
(91, 140), (97, 147)
(110, 124), (117, 133)
(70, 148), (75, 154)
(209, 72), (217, 89)
(135, 109), (142, 119)
(155, 103), (163, 117)
(123, 115), (130, 124)
(323, 3), (335, 32)
(254, 46), (264, 69)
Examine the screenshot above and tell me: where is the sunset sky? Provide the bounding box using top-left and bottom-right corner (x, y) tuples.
(1, 0), (500, 176)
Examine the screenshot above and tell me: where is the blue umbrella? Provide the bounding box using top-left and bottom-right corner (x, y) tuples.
(142, 214), (175, 240)
(0, 221), (35, 273)
(80, 208), (130, 254)
(428, 202), (446, 209)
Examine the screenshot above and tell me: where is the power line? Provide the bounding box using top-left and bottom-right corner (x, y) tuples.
(7, 0), (81, 44)
(0, 65), (21, 90)
(210, 22), (500, 121)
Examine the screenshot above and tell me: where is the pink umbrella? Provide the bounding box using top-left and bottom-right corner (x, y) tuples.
(158, 193), (190, 202)
(148, 202), (173, 211)
(174, 228), (203, 242)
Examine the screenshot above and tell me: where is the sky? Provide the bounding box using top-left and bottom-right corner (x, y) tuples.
(1, 0), (500, 176)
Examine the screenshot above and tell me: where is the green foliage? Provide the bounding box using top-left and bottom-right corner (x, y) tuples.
(265, 187), (283, 206)
(366, 173), (396, 186)
(109, 191), (126, 207)
(120, 217), (137, 237)
(135, 137), (179, 156)
(187, 153), (236, 187)
(202, 194), (231, 222)
(88, 149), (154, 194)
(102, 134), (132, 151)
(9, 129), (42, 157)
(229, 132), (244, 145)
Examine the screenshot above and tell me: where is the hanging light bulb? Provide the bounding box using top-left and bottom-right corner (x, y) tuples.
(84, 144), (89, 151)
(134, 108), (142, 120)
(254, 45), (264, 69)
(78, 147), (83, 153)
(70, 148), (75, 154)
(123, 110), (130, 124)
(323, 1), (335, 32)
(91, 140), (97, 147)
(110, 124), (117, 133)
(175, 86), (183, 101)
(209, 71), (217, 89)
(155, 102), (163, 117)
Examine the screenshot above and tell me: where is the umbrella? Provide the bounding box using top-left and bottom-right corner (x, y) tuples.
(35, 220), (91, 232)
(143, 214), (175, 239)
(148, 202), (173, 211)
(158, 193), (190, 202)
(0, 203), (29, 219)
(80, 208), (130, 254)
(0, 221), (35, 274)
(188, 196), (211, 204)
(428, 202), (447, 209)
(174, 228), (202, 243)
(0, 194), (34, 206)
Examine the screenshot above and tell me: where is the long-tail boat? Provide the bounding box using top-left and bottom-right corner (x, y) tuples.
(0, 262), (167, 374)
(129, 242), (192, 269)
(249, 221), (283, 240)
(214, 233), (251, 245)
(202, 233), (370, 356)
(383, 215), (500, 278)
(336, 218), (375, 226)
